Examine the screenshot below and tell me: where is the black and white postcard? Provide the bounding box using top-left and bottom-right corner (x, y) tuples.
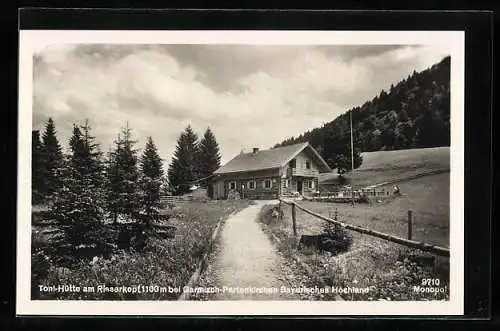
(17, 30), (465, 315)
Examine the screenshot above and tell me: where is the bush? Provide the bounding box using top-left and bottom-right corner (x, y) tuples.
(258, 205), (283, 226)
(321, 220), (353, 255)
(358, 194), (370, 204)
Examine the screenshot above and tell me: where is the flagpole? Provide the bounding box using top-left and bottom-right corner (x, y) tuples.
(350, 111), (355, 207)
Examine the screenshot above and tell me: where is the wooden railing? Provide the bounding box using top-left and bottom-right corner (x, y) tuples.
(279, 199), (450, 257)
(160, 195), (190, 203)
(290, 168), (319, 177)
(317, 188), (391, 198)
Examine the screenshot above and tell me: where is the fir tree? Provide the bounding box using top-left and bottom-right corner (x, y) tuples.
(50, 120), (105, 249)
(80, 120), (104, 184)
(111, 123), (141, 222)
(167, 125), (199, 195)
(332, 147), (363, 176)
(197, 127), (221, 191)
(105, 137), (121, 225)
(32, 130), (44, 203)
(40, 117), (63, 198)
(69, 125), (85, 172)
(139, 136), (164, 225)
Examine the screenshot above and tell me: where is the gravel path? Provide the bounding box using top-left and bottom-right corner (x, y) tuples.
(209, 200), (296, 300)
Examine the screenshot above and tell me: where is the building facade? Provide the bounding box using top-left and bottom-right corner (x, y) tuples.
(212, 142), (332, 200)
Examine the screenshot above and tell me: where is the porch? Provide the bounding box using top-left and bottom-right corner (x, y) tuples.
(280, 176), (319, 198)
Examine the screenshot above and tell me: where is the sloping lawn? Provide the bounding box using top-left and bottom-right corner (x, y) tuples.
(287, 173), (449, 248)
(320, 146), (450, 188)
(258, 173), (450, 301)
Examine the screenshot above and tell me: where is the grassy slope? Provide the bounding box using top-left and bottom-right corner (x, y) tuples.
(294, 173), (449, 247)
(259, 201), (449, 301)
(320, 147), (450, 188)
(317, 147), (451, 247)
(258, 147), (451, 300)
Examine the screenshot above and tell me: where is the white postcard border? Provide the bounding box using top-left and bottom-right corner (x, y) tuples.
(17, 30), (465, 316)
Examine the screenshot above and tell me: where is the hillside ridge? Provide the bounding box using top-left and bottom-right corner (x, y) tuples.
(275, 56), (451, 169)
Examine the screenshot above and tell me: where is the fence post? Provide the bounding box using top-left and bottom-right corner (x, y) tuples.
(278, 200), (282, 221)
(407, 210), (413, 240)
(292, 202), (297, 237)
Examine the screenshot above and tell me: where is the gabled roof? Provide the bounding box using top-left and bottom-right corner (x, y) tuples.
(214, 142), (332, 175)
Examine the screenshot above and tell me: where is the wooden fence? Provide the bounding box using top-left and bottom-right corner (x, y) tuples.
(317, 188), (391, 198)
(279, 199), (450, 257)
(160, 195), (190, 204)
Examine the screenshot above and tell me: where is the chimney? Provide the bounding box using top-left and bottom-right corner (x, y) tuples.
(252, 147), (259, 154)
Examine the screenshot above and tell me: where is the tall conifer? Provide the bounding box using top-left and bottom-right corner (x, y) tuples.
(32, 130), (44, 203)
(139, 136), (164, 224)
(50, 120), (105, 248)
(196, 127), (221, 197)
(167, 125), (199, 195)
(41, 117), (63, 198)
(112, 123), (141, 221)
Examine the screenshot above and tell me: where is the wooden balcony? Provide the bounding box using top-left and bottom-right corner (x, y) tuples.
(289, 168), (319, 177)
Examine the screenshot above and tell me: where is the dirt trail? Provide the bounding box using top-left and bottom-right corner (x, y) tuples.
(211, 200), (295, 300)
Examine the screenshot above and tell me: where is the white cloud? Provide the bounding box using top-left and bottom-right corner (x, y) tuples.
(33, 44), (450, 167)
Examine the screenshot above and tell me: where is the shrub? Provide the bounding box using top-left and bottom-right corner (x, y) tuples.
(320, 220), (353, 255)
(358, 194), (370, 204)
(257, 205), (277, 225)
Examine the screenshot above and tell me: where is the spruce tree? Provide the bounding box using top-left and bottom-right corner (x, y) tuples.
(167, 125), (199, 195)
(105, 137), (121, 225)
(139, 136), (164, 225)
(69, 125), (85, 171)
(197, 127), (221, 190)
(40, 117), (63, 199)
(32, 130), (44, 203)
(80, 120), (105, 185)
(331, 139), (363, 175)
(113, 123), (141, 221)
(50, 120), (105, 249)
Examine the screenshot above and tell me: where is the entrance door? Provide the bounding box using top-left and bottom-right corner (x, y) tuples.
(297, 179), (303, 195)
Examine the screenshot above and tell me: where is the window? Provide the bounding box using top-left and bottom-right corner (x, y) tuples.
(308, 180), (315, 189)
(290, 159), (296, 168)
(229, 181), (237, 190)
(248, 180), (256, 190)
(263, 179), (272, 189)
(306, 160), (311, 169)
(285, 179), (290, 188)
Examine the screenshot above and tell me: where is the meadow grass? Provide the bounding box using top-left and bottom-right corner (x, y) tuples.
(320, 146), (450, 188)
(258, 172), (450, 301)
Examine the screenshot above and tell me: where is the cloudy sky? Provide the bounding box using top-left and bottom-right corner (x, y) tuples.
(32, 43), (450, 167)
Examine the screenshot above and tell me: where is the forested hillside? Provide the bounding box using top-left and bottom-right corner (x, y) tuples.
(275, 56), (450, 170)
